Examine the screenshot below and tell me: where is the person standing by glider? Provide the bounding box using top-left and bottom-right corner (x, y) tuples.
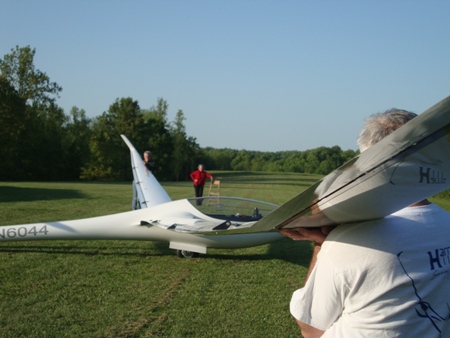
(142, 150), (156, 174)
(190, 164), (213, 206)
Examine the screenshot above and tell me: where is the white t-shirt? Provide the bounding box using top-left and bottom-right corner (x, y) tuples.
(290, 204), (450, 337)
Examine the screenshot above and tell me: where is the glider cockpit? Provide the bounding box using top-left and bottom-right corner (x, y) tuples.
(144, 196), (278, 234)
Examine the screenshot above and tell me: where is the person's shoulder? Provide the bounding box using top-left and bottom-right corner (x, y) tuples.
(391, 203), (450, 221)
(323, 217), (395, 251)
(324, 204), (450, 251)
(327, 218), (384, 239)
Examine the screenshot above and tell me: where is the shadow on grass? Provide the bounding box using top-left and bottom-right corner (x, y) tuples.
(0, 241), (174, 257)
(0, 239), (312, 266)
(0, 186), (87, 203)
(201, 238), (312, 267)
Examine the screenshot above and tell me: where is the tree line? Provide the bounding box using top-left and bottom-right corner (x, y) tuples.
(1, 46), (357, 182)
(202, 146), (356, 175)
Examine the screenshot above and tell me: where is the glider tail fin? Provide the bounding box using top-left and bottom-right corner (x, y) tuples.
(121, 135), (172, 209)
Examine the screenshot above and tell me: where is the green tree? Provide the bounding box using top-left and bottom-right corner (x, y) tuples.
(0, 77), (27, 179)
(143, 117), (173, 180)
(231, 150), (253, 171)
(284, 153), (306, 173)
(33, 102), (67, 180)
(82, 97), (178, 181)
(170, 110), (188, 181)
(0, 45), (62, 106)
(83, 98), (145, 180)
(0, 45), (65, 180)
(143, 97), (168, 125)
(62, 107), (92, 180)
(202, 148), (237, 170)
(170, 109), (200, 181)
(141, 98), (174, 180)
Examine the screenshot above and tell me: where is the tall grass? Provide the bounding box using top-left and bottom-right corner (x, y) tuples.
(0, 173), (320, 338)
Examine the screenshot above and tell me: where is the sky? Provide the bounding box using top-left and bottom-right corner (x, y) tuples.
(1, 1), (449, 152)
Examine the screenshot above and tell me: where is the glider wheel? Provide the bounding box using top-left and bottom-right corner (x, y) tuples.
(176, 250), (199, 258)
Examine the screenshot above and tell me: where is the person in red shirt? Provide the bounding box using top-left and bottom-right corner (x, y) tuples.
(190, 164), (213, 206)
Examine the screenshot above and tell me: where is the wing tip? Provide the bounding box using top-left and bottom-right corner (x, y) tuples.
(120, 134), (135, 151)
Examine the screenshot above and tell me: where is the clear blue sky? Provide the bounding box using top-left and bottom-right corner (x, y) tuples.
(1, 1), (449, 152)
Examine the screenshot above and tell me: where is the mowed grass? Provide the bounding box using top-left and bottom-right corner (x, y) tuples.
(2, 173), (449, 338)
(0, 172), (321, 338)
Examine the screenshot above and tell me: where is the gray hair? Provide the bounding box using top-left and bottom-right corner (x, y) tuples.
(144, 151), (151, 155)
(357, 108), (417, 152)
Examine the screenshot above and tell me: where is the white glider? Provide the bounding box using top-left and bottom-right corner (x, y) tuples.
(0, 135), (283, 257)
(2, 95), (450, 257)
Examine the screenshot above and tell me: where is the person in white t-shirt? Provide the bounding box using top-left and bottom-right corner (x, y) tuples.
(280, 109), (450, 337)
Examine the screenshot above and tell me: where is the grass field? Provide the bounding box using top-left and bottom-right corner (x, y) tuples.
(0, 172), (322, 338)
(1, 172), (449, 338)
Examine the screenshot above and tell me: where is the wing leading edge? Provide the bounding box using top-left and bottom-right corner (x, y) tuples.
(225, 94), (450, 233)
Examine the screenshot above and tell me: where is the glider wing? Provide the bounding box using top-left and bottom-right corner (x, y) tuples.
(121, 135), (171, 208)
(228, 94), (450, 233)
